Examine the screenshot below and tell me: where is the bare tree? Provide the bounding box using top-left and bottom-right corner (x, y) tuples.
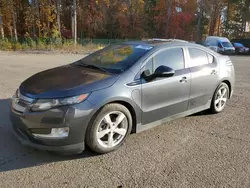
(166, 0), (172, 38)
(56, 0), (61, 38)
(0, 9), (4, 39)
(11, 0), (17, 41)
(72, 0), (77, 45)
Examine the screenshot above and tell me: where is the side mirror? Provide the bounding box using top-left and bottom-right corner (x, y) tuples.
(154, 65), (175, 78)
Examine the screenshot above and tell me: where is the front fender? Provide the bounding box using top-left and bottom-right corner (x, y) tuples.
(86, 86), (142, 126)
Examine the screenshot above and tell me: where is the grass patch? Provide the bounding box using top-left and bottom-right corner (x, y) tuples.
(0, 38), (106, 54)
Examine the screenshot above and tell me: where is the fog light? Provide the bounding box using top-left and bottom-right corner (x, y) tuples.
(32, 127), (69, 139)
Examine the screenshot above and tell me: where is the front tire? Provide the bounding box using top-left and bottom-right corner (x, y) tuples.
(86, 103), (132, 154)
(210, 83), (229, 114)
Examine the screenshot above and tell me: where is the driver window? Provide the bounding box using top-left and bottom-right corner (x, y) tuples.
(143, 48), (185, 77)
(154, 48), (184, 71)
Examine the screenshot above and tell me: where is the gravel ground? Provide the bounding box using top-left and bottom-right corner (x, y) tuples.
(0, 52), (250, 188)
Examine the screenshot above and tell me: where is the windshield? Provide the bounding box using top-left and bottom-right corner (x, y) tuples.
(222, 42), (233, 47)
(234, 43), (244, 47)
(78, 44), (152, 73)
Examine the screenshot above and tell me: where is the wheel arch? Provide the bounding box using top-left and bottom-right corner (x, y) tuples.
(221, 79), (232, 99)
(87, 98), (140, 134)
(106, 100), (137, 133)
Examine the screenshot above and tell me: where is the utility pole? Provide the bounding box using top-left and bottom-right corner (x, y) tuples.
(166, 0), (172, 38)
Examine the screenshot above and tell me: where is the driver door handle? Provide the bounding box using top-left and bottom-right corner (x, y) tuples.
(180, 77), (187, 83)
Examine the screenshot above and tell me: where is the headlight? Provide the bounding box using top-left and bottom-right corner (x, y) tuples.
(12, 89), (19, 100)
(31, 94), (89, 111)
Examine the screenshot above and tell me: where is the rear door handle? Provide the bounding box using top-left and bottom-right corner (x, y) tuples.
(180, 77), (187, 83)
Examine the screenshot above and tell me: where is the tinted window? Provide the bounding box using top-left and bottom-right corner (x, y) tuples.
(188, 48), (209, 67)
(207, 39), (217, 46)
(79, 44), (152, 73)
(154, 48), (185, 70)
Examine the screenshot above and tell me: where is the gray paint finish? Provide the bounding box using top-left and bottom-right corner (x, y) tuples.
(10, 41), (235, 153)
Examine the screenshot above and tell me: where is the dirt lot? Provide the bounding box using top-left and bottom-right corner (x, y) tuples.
(0, 52), (250, 188)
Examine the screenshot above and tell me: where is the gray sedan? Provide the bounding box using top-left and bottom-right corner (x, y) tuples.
(10, 39), (235, 154)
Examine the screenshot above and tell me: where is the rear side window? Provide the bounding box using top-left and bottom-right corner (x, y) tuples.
(188, 48), (210, 67)
(207, 39), (216, 46)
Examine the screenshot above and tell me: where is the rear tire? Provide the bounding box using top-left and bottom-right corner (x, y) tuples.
(86, 103), (132, 154)
(210, 83), (229, 114)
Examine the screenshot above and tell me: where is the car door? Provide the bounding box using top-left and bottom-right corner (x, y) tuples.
(187, 47), (219, 110)
(141, 47), (191, 125)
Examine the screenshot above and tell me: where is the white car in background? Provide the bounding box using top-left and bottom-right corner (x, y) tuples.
(205, 36), (235, 55)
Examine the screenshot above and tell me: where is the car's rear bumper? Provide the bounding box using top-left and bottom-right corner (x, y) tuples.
(10, 100), (94, 154)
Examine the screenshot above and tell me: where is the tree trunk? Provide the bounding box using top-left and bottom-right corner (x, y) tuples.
(166, 0), (172, 38)
(12, 0), (18, 41)
(217, 14), (221, 36)
(72, 0), (77, 45)
(196, 12), (202, 41)
(37, 0), (41, 37)
(0, 10), (4, 39)
(56, 0), (61, 38)
(226, 0), (230, 32)
(0, 24), (4, 39)
(32, 0), (36, 38)
(9, 27), (13, 38)
(71, 7), (74, 40)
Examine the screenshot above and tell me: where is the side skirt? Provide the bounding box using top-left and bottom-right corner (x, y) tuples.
(136, 101), (211, 133)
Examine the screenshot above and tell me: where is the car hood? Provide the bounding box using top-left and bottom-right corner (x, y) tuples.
(20, 64), (120, 99)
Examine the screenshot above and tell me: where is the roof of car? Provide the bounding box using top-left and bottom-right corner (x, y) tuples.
(123, 39), (211, 49)
(206, 36), (231, 42)
(123, 39), (195, 47)
(122, 39), (220, 56)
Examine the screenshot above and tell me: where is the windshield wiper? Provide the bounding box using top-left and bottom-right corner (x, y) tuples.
(77, 63), (109, 73)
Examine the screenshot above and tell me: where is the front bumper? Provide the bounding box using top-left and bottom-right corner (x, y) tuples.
(10, 100), (94, 154)
(221, 50), (235, 55)
(12, 125), (85, 153)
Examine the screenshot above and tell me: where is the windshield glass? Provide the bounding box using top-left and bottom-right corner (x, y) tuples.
(222, 42), (233, 47)
(234, 43), (244, 47)
(78, 44), (153, 73)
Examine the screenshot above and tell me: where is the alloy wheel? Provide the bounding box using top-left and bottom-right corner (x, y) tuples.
(96, 111), (128, 148)
(214, 86), (228, 111)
